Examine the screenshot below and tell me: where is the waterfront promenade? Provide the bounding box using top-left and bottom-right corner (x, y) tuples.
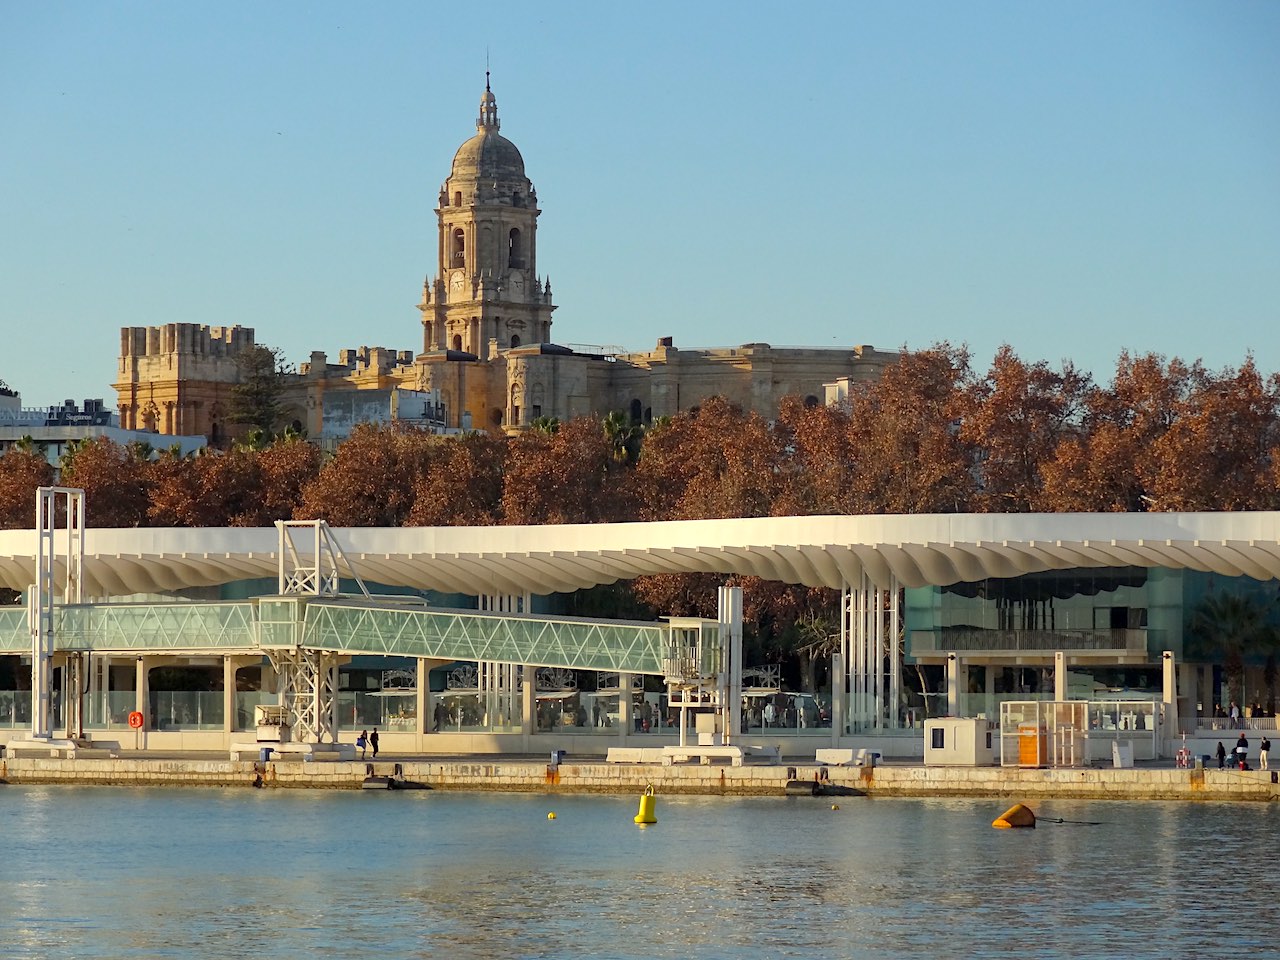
(4, 750), (1279, 801)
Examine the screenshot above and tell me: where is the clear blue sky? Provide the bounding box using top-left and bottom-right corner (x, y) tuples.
(2, 1), (1278, 408)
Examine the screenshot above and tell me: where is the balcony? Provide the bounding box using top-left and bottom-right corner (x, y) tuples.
(910, 628), (1148, 659)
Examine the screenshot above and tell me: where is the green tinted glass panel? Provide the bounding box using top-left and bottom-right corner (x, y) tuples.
(57, 603), (257, 651)
(0, 608), (26, 652)
(303, 604), (666, 674)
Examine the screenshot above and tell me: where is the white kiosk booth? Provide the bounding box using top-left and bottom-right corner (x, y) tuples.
(924, 717), (996, 766)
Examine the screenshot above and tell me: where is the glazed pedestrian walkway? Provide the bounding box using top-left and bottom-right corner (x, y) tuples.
(0, 598), (669, 674)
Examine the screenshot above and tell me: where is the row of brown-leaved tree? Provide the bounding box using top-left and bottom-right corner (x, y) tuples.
(4, 344), (1280, 665)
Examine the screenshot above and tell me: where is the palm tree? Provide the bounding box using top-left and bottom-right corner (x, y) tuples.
(1189, 592), (1278, 713)
(234, 427), (271, 453)
(602, 411), (643, 465)
(126, 440), (155, 462)
(530, 416), (560, 435)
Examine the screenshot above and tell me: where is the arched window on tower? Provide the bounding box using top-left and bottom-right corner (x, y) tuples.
(452, 334), (463, 352)
(454, 191), (462, 207)
(508, 228), (523, 268)
(452, 229), (465, 265)
(510, 335), (521, 348)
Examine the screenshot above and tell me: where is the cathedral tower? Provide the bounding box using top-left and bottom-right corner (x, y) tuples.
(419, 76), (556, 358)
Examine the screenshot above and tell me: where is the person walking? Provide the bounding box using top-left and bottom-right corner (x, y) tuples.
(370, 727), (380, 758)
(357, 729), (368, 760)
(1231, 702), (1241, 729)
(1261, 735), (1271, 771)
(1235, 732), (1249, 769)
(1216, 741), (1226, 769)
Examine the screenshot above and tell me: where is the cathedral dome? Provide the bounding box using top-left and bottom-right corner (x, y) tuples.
(450, 76), (526, 182)
(451, 130), (525, 181)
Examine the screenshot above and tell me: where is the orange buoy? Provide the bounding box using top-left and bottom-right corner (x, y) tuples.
(992, 802), (1036, 829)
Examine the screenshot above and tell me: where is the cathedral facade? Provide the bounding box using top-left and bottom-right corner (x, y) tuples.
(116, 81), (895, 442)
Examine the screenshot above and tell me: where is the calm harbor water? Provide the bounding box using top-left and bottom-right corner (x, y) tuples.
(1, 785), (1274, 959)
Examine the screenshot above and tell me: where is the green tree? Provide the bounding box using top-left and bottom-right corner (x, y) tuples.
(229, 345), (288, 435)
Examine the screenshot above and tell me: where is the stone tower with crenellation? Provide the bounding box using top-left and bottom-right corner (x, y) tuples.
(115, 324), (255, 444)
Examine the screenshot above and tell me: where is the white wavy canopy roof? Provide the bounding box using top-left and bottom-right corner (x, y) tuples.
(2, 513), (1280, 598)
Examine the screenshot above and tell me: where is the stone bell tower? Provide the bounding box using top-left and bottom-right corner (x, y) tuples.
(419, 75), (556, 358)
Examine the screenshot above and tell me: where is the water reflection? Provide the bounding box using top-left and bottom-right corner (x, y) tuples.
(0, 789), (1275, 958)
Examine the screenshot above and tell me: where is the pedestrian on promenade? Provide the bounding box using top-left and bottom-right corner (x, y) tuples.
(1261, 736), (1271, 771)
(1216, 742), (1226, 769)
(357, 729), (368, 760)
(1231, 702), (1241, 729)
(1236, 732), (1249, 769)
(370, 727), (380, 758)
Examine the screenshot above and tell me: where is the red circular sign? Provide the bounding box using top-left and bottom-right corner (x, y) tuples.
(127, 711), (144, 729)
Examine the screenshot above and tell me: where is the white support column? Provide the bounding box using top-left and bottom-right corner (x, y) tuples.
(889, 585), (901, 729)
(946, 653), (961, 717)
(843, 572), (902, 732)
(871, 586), (884, 730)
(135, 656), (148, 745)
(30, 486), (85, 741)
(416, 658), (428, 737)
(852, 576), (866, 731)
(223, 656), (236, 738)
(718, 585), (743, 743)
(838, 585), (850, 736)
(618, 673), (633, 742)
(521, 666), (535, 748)
(1162, 650), (1178, 753)
(830, 653), (841, 746)
(1054, 651), (1067, 702)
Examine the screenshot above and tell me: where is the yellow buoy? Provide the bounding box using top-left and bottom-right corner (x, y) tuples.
(634, 784), (657, 825)
(547, 812), (556, 820)
(831, 804), (840, 811)
(992, 802), (1036, 829)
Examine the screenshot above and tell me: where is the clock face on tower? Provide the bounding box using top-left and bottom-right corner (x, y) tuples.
(450, 271), (465, 299)
(510, 272), (524, 298)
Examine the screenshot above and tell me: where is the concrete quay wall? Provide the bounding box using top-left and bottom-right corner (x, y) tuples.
(2, 758), (1278, 802)
(865, 764), (1280, 801)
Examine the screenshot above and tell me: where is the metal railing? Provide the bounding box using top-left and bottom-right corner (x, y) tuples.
(911, 628), (1147, 654)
